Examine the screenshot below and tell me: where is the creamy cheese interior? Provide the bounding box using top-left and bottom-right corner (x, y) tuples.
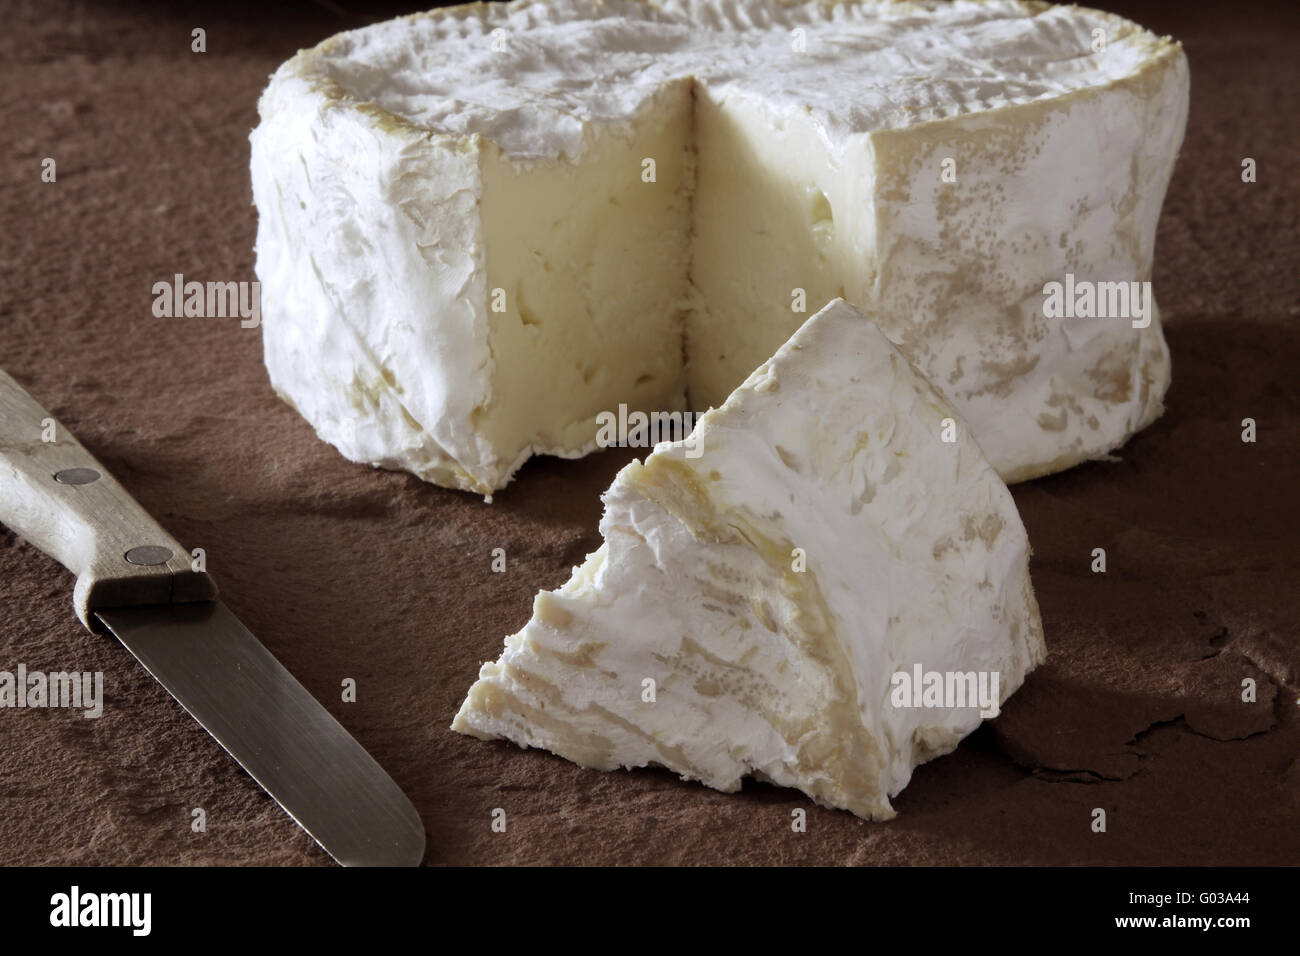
(688, 88), (875, 410)
(478, 80), (694, 461)
(482, 78), (873, 444)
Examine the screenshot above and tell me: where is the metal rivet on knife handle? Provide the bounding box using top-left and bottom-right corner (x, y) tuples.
(125, 546), (175, 566)
(54, 467), (101, 485)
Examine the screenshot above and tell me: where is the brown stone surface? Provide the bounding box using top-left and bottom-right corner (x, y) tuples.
(1, 0), (1297, 866)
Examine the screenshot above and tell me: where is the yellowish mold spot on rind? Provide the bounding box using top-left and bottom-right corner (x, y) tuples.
(625, 453), (894, 818)
(530, 639), (616, 678)
(534, 592), (574, 630)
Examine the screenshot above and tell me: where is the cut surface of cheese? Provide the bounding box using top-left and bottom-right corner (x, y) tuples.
(251, 0), (1189, 497)
(452, 298), (1046, 818)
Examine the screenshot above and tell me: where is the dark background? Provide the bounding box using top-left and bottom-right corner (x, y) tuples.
(1, 0), (1297, 865)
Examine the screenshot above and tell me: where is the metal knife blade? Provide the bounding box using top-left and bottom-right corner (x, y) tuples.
(0, 368), (425, 866)
(98, 602), (426, 867)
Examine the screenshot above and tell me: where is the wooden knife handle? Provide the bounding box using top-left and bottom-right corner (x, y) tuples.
(0, 368), (217, 632)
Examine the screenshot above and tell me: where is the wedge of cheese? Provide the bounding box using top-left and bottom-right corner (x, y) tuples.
(452, 299), (1046, 818)
(250, 0), (1189, 498)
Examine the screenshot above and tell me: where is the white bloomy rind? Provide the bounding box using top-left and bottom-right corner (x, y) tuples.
(453, 299), (1046, 819)
(251, 0), (1189, 496)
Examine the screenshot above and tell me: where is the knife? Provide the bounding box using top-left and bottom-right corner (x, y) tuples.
(0, 369), (425, 866)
